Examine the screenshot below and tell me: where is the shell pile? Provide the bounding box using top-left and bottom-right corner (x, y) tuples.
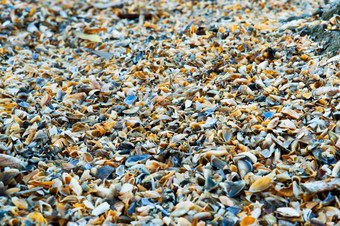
(0, 0), (339, 225)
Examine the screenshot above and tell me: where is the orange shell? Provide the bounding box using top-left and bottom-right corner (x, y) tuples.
(249, 176), (272, 192)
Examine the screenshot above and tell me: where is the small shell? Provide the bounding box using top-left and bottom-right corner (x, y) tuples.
(122, 107), (139, 114)
(312, 86), (340, 97)
(211, 156), (227, 170)
(11, 197), (28, 209)
(193, 212), (212, 220)
(236, 152), (257, 164)
(240, 216), (258, 226)
(92, 202), (110, 216)
(279, 119), (296, 130)
(329, 15), (340, 27)
(69, 178), (83, 196)
(222, 181), (246, 197)
(96, 165), (115, 180)
(119, 183), (134, 195)
(27, 212), (47, 224)
(219, 196), (235, 206)
(301, 178), (340, 193)
(171, 201), (194, 217)
(249, 176), (272, 192)
(281, 108), (301, 120)
(40, 94), (51, 107)
(0, 154), (22, 167)
(237, 158), (253, 179)
(64, 92), (86, 100)
(267, 117), (280, 130)
(177, 217), (191, 226)
(239, 85), (255, 96)
(276, 207), (300, 217)
(273, 183), (293, 197)
(332, 161), (340, 177)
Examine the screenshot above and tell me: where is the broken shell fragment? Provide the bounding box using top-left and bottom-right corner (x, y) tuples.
(211, 155), (227, 170)
(301, 179), (340, 193)
(276, 207), (300, 217)
(11, 197), (28, 210)
(92, 202), (110, 216)
(221, 181), (246, 197)
(0, 154), (22, 167)
(312, 86), (340, 97)
(237, 157), (253, 179)
(332, 161), (340, 178)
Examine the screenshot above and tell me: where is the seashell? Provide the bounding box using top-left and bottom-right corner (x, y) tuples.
(205, 176), (217, 191)
(221, 98), (237, 106)
(329, 15), (340, 25)
(249, 176), (273, 192)
(236, 152), (257, 164)
(62, 173), (72, 184)
(222, 126), (233, 143)
(211, 156), (227, 170)
(332, 161), (340, 178)
(281, 108), (301, 120)
(202, 118), (217, 128)
(96, 186), (114, 199)
(84, 200), (95, 209)
(301, 178), (340, 193)
(273, 183), (293, 197)
(239, 85), (255, 96)
(275, 171), (290, 182)
(92, 202), (110, 216)
(0, 154), (22, 167)
(40, 94), (51, 107)
(64, 92), (86, 100)
(312, 86), (340, 97)
(237, 157), (253, 179)
(263, 111), (274, 119)
(33, 130), (48, 141)
(170, 134), (188, 143)
(27, 212), (47, 224)
(279, 119), (296, 130)
(96, 165), (115, 180)
(267, 117), (280, 130)
(193, 212), (212, 220)
(11, 197), (28, 209)
(177, 217), (191, 226)
(240, 216), (258, 226)
(0, 143), (9, 152)
(122, 107), (139, 114)
(219, 196), (235, 206)
(276, 207), (300, 217)
(124, 95), (137, 105)
(125, 154), (151, 167)
(144, 190), (161, 198)
(171, 201), (194, 217)
(221, 181), (246, 197)
(69, 178), (83, 196)
(145, 160), (164, 172)
(119, 183), (134, 195)
(14, 109), (28, 119)
(336, 139), (340, 150)
(56, 91), (66, 101)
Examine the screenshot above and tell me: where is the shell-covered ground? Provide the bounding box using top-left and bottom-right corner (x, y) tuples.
(0, 0), (340, 225)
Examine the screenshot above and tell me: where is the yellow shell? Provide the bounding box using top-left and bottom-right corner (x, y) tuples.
(12, 197), (28, 210)
(27, 212), (47, 224)
(249, 176), (272, 192)
(240, 216), (257, 226)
